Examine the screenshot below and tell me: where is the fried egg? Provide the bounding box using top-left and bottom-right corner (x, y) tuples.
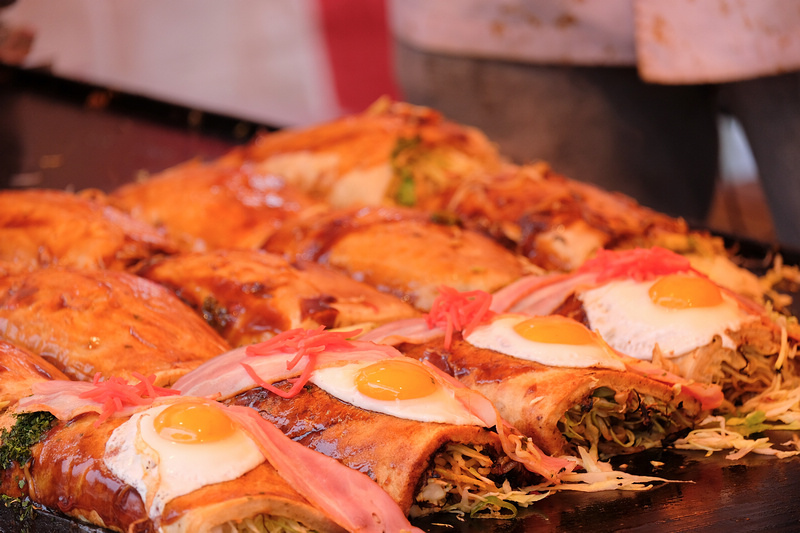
(579, 273), (755, 360)
(104, 399), (265, 518)
(310, 358), (485, 426)
(464, 314), (626, 370)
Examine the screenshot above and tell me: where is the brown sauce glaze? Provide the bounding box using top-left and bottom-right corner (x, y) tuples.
(28, 416), (151, 532)
(226, 380), (520, 514)
(550, 293), (589, 326)
(262, 205), (432, 263)
(400, 336), (537, 384)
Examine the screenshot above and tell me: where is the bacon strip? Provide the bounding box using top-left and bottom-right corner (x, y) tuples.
(623, 358), (724, 411)
(173, 335), (401, 399)
(490, 272), (595, 315)
(16, 373), (179, 422)
(358, 317), (444, 345)
(226, 405), (423, 533)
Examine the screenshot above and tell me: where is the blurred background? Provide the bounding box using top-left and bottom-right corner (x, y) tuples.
(0, 0), (775, 243)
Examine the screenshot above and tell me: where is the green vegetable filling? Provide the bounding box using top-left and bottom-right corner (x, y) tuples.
(559, 387), (691, 456)
(391, 136), (422, 207)
(412, 443), (546, 519)
(1, 412), (57, 470)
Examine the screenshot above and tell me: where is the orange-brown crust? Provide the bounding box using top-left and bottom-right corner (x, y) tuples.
(439, 164), (714, 270)
(161, 460), (344, 533)
(220, 100), (505, 209)
(263, 205), (528, 311)
(401, 337), (704, 457)
(0, 269), (230, 384)
(0, 415), (153, 533)
(0, 340), (70, 407)
(228, 383), (513, 514)
(136, 249), (418, 346)
(0, 189), (176, 274)
(108, 161), (324, 252)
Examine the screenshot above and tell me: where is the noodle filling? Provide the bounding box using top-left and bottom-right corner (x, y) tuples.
(411, 443), (547, 519)
(559, 387), (692, 457)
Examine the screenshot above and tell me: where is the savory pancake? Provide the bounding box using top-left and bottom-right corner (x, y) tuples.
(0, 340), (69, 413)
(108, 161), (325, 252)
(136, 249), (418, 346)
(219, 98), (507, 210)
(492, 248), (800, 410)
(0, 268), (230, 384)
(0, 188), (176, 274)
(398, 335), (706, 457)
(263, 205), (530, 311)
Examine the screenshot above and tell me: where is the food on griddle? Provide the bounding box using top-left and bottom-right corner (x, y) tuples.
(218, 98), (506, 210)
(262, 204), (531, 311)
(491, 247), (800, 411)
(175, 328), (580, 518)
(0, 268), (230, 384)
(3, 375), (419, 532)
(0, 188), (176, 274)
(108, 161), (325, 252)
(136, 248), (418, 346)
(2, 98), (800, 531)
(361, 289), (716, 458)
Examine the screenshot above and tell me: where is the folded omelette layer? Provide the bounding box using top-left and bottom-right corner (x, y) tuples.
(398, 337), (705, 457)
(228, 382), (536, 516)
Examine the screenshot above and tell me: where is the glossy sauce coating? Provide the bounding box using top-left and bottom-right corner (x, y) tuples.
(0, 269), (230, 384)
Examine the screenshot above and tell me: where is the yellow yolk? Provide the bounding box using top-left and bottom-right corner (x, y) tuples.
(153, 402), (236, 444)
(512, 315), (597, 345)
(648, 274), (724, 309)
(355, 359), (438, 401)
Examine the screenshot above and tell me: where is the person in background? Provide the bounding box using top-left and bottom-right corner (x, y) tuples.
(388, 0), (800, 249)
(0, 0), (33, 188)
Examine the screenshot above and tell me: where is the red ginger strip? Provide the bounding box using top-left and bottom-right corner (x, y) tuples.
(425, 286), (495, 349)
(577, 247), (692, 283)
(79, 372), (179, 426)
(243, 327), (359, 399)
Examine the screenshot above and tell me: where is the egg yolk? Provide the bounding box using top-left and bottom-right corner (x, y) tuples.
(512, 315), (597, 345)
(648, 274), (724, 309)
(153, 402), (236, 444)
(355, 360), (438, 401)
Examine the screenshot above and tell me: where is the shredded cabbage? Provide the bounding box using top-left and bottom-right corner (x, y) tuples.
(214, 514), (317, 533)
(412, 442), (674, 519)
(559, 387), (692, 457)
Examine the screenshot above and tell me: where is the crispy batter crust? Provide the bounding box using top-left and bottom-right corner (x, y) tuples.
(0, 340), (69, 408)
(400, 337), (704, 456)
(228, 383), (511, 514)
(109, 161), (324, 252)
(0, 189), (176, 274)
(137, 249), (418, 346)
(263, 205), (528, 311)
(0, 269), (230, 384)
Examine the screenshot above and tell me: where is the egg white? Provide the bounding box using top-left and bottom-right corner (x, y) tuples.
(104, 402), (265, 519)
(579, 278), (754, 361)
(464, 315), (626, 370)
(310, 360), (486, 426)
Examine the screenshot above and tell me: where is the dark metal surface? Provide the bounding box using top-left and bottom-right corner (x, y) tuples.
(2, 67), (800, 533)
